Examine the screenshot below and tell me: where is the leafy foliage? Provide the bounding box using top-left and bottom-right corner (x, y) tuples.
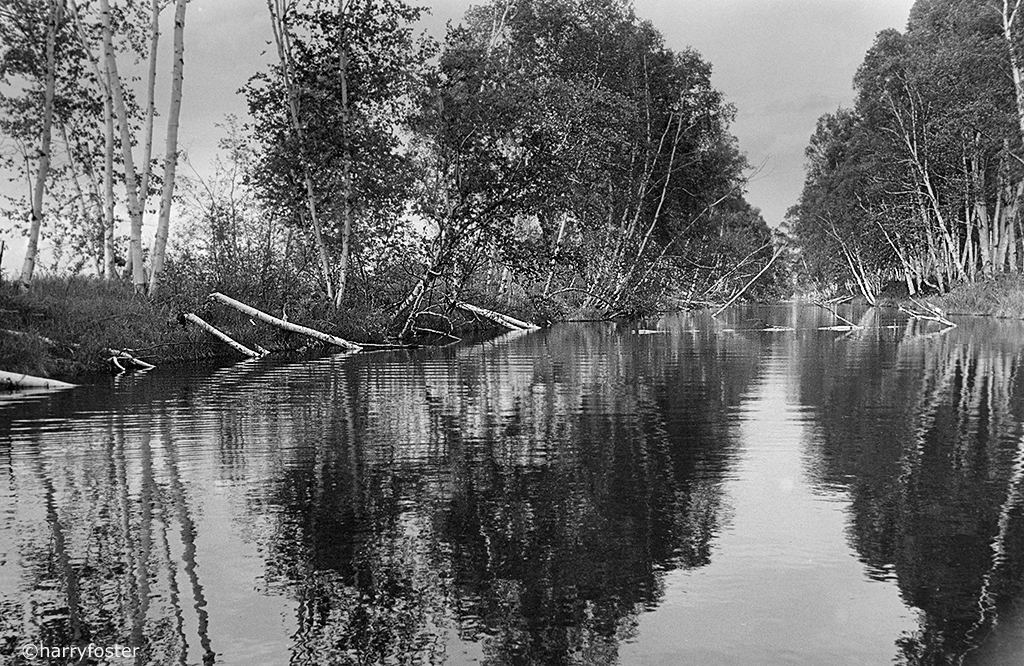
(3, 0), (787, 342)
(790, 0), (1024, 299)
(396, 0), (779, 325)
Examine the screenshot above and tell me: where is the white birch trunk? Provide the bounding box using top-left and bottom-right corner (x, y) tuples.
(183, 314), (261, 358)
(80, 137), (107, 276)
(103, 81), (117, 279)
(611, 111), (685, 304)
(334, 0), (353, 308)
(138, 0), (161, 207)
(1003, 1), (1024, 140)
(210, 292), (362, 351)
(268, 0), (335, 300)
(1002, 1), (1024, 277)
(149, 0), (187, 296)
(59, 122), (97, 271)
(67, 0), (117, 279)
(19, 0), (63, 287)
(100, 0), (146, 291)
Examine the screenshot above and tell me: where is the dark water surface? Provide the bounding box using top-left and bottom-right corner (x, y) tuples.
(2, 304), (1024, 665)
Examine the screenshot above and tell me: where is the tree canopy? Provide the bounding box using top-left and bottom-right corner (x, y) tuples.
(789, 0), (1024, 300)
(3, 0), (784, 335)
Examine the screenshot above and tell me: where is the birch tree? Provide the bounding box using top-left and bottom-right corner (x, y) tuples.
(1001, 0), (1024, 138)
(792, 0), (1024, 293)
(263, 0), (336, 301)
(2, 0), (115, 280)
(333, 0), (352, 308)
(148, 0), (187, 296)
(99, 0), (146, 290)
(64, 0), (118, 278)
(246, 0), (424, 307)
(2, 0), (65, 287)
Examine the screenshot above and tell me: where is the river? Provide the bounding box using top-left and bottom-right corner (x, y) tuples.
(1, 304), (1023, 665)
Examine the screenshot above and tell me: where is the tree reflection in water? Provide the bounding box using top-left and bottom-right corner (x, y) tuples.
(2, 310), (1024, 664)
(796, 311), (1024, 665)
(0, 397), (216, 665)
(259, 322), (761, 665)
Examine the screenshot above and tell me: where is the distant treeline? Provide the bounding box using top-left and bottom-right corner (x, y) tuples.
(789, 0), (1024, 302)
(1, 0), (785, 338)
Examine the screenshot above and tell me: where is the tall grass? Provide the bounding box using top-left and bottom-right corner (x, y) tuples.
(0, 274), (398, 380)
(0, 276), (292, 379)
(936, 274), (1024, 318)
(0, 277), (192, 378)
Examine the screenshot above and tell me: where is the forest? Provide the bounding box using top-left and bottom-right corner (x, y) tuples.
(0, 0), (784, 347)
(9, 0), (1024, 364)
(789, 0), (1024, 304)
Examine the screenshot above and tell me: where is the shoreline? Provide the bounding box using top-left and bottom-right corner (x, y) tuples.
(0, 278), (375, 382)
(0, 277), (535, 382)
(6, 275), (1024, 384)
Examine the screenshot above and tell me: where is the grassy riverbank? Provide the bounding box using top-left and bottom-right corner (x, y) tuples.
(2, 278), (219, 379)
(932, 274), (1024, 319)
(0, 276), (522, 381)
(0, 277), (372, 381)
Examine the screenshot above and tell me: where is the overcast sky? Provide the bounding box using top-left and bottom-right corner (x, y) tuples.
(1, 0), (917, 273)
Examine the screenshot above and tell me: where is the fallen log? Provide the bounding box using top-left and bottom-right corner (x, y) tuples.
(0, 370), (77, 390)
(899, 299), (956, 328)
(209, 292), (363, 352)
(183, 313), (262, 358)
(455, 302), (540, 331)
(812, 300), (861, 328)
(107, 348), (157, 371)
(414, 326), (460, 342)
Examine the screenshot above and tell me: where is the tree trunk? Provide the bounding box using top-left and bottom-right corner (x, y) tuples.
(611, 112), (685, 305)
(997, 179), (1024, 271)
(67, 0), (117, 279)
(18, 0), (64, 287)
(600, 121), (671, 302)
(874, 216), (917, 295)
(334, 0), (353, 308)
(543, 213), (569, 295)
(268, 0), (335, 300)
(210, 292), (362, 351)
(81, 140), (107, 276)
(139, 0), (160, 208)
(455, 302), (539, 330)
(331, 0), (353, 307)
(974, 143), (993, 276)
(1003, 1), (1024, 140)
(183, 313), (261, 358)
(100, 0), (147, 291)
(149, 0), (187, 297)
(59, 122), (99, 272)
(103, 80), (117, 279)
(393, 232), (453, 338)
(1004, 1), (1024, 274)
